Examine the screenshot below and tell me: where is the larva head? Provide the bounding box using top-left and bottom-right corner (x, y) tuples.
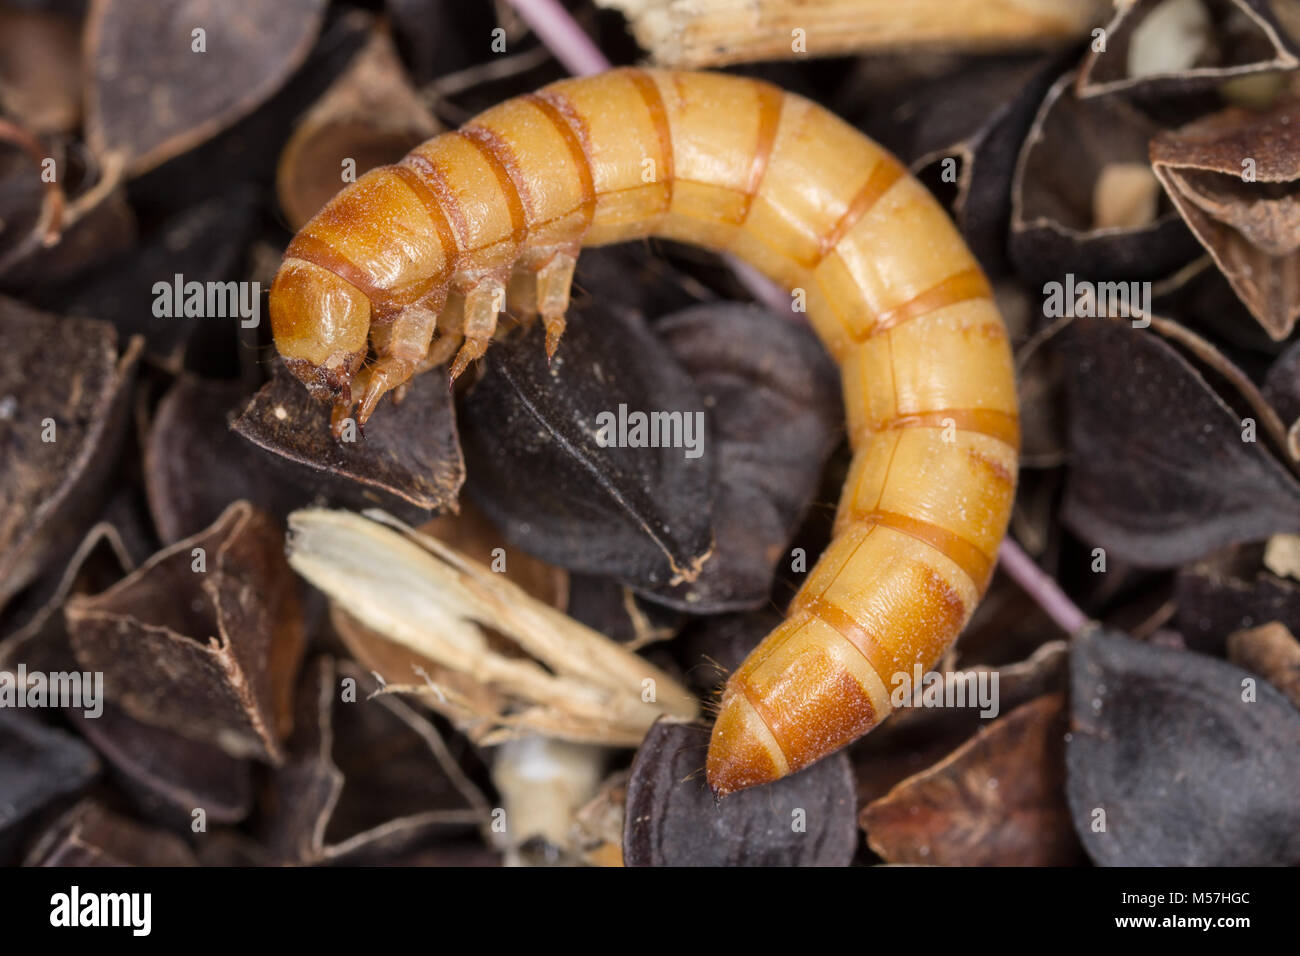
(269, 258), (370, 405)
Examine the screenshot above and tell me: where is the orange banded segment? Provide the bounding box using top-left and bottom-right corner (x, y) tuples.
(851, 509), (995, 594)
(524, 91), (597, 228)
(858, 267), (992, 340)
(815, 155), (905, 263)
(869, 407), (1021, 449)
(624, 68), (675, 197)
(457, 126), (531, 246)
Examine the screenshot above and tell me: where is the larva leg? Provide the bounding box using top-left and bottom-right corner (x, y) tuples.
(535, 249), (578, 358)
(449, 275), (508, 381)
(351, 303), (437, 426)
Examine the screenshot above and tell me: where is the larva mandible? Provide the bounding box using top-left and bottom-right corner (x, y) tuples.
(269, 68), (1019, 796)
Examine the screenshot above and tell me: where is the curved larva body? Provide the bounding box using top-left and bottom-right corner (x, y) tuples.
(269, 68), (1019, 795)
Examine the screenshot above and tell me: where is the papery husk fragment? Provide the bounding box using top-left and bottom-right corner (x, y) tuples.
(286, 508), (698, 747)
(1151, 97), (1300, 339)
(597, 0), (1110, 68)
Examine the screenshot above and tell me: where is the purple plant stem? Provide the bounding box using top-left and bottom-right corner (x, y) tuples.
(504, 0), (610, 75)
(997, 537), (1091, 636)
(502, 0), (791, 313)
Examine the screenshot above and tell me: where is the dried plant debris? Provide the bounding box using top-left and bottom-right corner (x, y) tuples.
(651, 304), (841, 609)
(1078, 0), (1300, 97)
(25, 799), (197, 867)
(491, 735), (607, 866)
(421, 504), (569, 608)
(65, 501), (305, 762)
(861, 693), (1082, 866)
(234, 358), (465, 515)
(623, 719), (856, 867)
(69, 702), (252, 827)
(331, 503), (569, 702)
(597, 0), (1110, 68)
(84, 0), (328, 175)
(461, 305), (714, 599)
(572, 770), (630, 867)
(1010, 72), (1201, 284)
(1177, 543), (1300, 653)
(276, 23), (439, 231)
(1151, 98), (1300, 340)
(285, 508), (698, 746)
(262, 657), (489, 865)
(1226, 620), (1300, 708)
(0, 298), (142, 611)
(0, 711), (100, 864)
(1060, 317), (1300, 567)
(1066, 627), (1300, 866)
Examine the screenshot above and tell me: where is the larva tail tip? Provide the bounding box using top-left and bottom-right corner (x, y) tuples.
(706, 691), (787, 798)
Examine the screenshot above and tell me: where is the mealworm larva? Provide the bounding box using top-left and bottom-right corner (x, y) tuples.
(269, 68), (1019, 796)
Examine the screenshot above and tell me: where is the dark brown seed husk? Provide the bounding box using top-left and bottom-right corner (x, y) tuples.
(0, 711), (100, 864)
(623, 718), (856, 867)
(1077, 0), (1300, 98)
(261, 657), (490, 865)
(1060, 316), (1300, 566)
(1066, 627), (1300, 866)
(233, 357), (465, 516)
(24, 799), (197, 866)
(85, 0), (328, 175)
(0, 297), (142, 612)
(64, 501), (305, 763)
(1151, 97), (1300, 340)
(1010, 71), (1200, 284)
(861, 693), (1083, 866)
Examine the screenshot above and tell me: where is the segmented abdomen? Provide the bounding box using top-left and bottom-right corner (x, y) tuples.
(285, 68), (1019, 794)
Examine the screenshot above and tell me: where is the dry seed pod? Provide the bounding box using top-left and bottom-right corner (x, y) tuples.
(595, 0), (1110, 69)
(269, 69), (1019, 795)
(64, 501), (306, 762)
(1077, 0), (1300, 98)
(1150, 98), (1300, 340)
(1010, 70), (1201, 284)
(84, 0), (328, 175)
